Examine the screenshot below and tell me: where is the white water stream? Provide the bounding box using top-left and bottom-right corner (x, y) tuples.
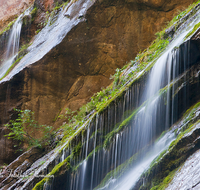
(0, 0), (95, 83)
(0, 8), (31, 79)
(100, 130), (175, 190)
(96, 9), (200, 190)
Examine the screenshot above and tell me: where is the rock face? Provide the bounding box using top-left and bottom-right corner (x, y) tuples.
(0, 0), (197, 165)
(0, 0), (34, 31)
(166, 149), (200, 190)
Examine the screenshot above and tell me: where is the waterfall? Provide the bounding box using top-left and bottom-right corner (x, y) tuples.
(41, 12), (200, 189)
(48, 15), (200, 190)
(2, 3), (199, 190)
(0, 8), (31, 79)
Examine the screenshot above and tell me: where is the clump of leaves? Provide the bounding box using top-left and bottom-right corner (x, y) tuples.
(110, 68), (121, 87)
(5, 109), (53, 150)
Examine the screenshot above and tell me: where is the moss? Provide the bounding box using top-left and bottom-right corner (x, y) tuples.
(0, 56), (23, 81)
(72, 145), (102, 172)
(183, 101), (200, 123)
(167, 101), (200, 149)
(185, 22), (200, 39)
(149, 169), (177, 190)
(33, 2), (200, 188)
(86, 146), (101, 161)
(95, 150), (139, 189)
(149, 149), (167, 169)
(0, 41), (32, 81)
(59, 115), (95, 153)
(72, 141), (82, 158)
(50, 156), (71, 176)
(140, 102), (200, 190)
(155, 131), (166, 143)
(33, 178), (46, 190)
(169, 120), (197, 150)
(30, 7), (37, 17)
(138, 39), (169, 63)
(33, 156), (71, 190)
(0, 19), (17, 36)
(103, 78), (176, 149)
(103, 106), (141, 148)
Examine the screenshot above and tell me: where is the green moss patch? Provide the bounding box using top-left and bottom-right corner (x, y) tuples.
(33, 156), (71, 190)
(185, 22), (200, 39)
(0, 19), (17, 36)
(150, 168), (178, 190)
(0, 56), (23, 81)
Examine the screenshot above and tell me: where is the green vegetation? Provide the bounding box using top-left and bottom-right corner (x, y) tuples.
(73, 145), (102, 171)
(72, 141), (82, 158)
(149, 149), (167, 169)
(95, 150), (140, 189)
(30, 7), (37, 21)
(35, 1), (69, 34)
(183, 101), (200, 123)
(103, 106), (140, 149)
(33, 156), (71, 190)
(39, 160), (46, 166)
(0, 19), (17, 36)
(150, 169), (177, 190)
(0, 41), (32, 81)
(0, 56), (23, 81)
(5, 109), (53, 150)
(141, 102), (200, 190)
(185, 22), (200, 39)
(168, 101), (200, 150)
(163, 0), (200, 33)
(54, 0), (200, 151)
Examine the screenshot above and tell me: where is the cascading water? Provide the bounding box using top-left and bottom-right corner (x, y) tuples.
(98, 28), (195, 190)
(0, 0), (95, 83)
(53, 11), (200, 190)
(2, 2), (200, 190)
(0, 8), (31, 79)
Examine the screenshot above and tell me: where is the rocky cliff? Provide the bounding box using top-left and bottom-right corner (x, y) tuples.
(0, 0), (197, 166)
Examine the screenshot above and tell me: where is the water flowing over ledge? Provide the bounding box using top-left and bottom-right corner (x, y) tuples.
(1, 1), (200, 190)
(0, 8), (31, 79)
(0, 0), (95, 83)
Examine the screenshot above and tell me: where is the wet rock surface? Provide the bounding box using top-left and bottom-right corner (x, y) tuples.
(166, 149), (200, 190)
(0, 147), (45, 189)
(132, 104), (200, 190)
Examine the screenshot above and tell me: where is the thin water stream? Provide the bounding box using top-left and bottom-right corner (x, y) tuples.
(0, 0), (95, 83)
(0, 8), (31, 79)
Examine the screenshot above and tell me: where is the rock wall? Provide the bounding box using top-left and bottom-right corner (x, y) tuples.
(0, 0), (196, 164)
(0, 0), (34, 31)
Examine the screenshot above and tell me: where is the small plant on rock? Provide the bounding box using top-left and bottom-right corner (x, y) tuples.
(5, 109), (53, 150)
